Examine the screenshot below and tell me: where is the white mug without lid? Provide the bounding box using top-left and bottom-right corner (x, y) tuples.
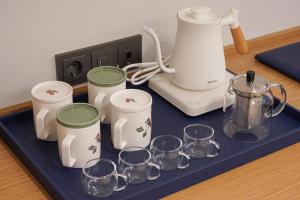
(110, 89), (153, 150)
(56, 103), (101, 168)
(87, 66), (126, 124)
(31, 81), (73, 141)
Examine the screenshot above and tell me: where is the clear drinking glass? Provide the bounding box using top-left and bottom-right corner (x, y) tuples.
(183, 124), (220, 159)
(150, 135), (190, 171)
(118, 146), (160, 184)
(82, 158), (127, 198)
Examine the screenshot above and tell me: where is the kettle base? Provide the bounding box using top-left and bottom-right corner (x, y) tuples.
(148, 71), (234, 116)
(223, 120), (268, 143)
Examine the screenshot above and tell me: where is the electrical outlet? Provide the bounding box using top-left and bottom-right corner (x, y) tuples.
(55, 51), (91, 85)
(118, 35), (142, 67)
(91, 35), (142, 68)
(55, 34), (142, 85)
(91, 47), (118, 68)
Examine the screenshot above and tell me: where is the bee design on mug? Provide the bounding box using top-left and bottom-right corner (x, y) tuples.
(95, 133), (100, 142)
(135, 118), (152, 138)
(46, 89), (58, 95)
(125, 97), (136, 103)
(145, 118), (151, 127)
(136, 126), (144, 133)
(144, 118), (152, 137)
(88, 145), (97, 154)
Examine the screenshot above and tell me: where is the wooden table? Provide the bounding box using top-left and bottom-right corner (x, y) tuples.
(1, 26), (300, 200)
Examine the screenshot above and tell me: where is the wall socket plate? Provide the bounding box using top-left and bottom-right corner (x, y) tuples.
(91, 47), (118, 67)
(55, 35), (142, 85)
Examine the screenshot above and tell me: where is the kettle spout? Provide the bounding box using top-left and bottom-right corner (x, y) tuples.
(221, 8), (239, 29)
(143, 26), (175, 73)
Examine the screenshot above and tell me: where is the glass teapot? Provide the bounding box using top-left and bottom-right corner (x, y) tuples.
(223, 70), (286, 142)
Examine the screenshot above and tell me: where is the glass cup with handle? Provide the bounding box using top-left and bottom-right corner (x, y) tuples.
(183, 124), (220, 159)
(118, 146), (160, 184)
(150, 135), (190, 171)
(81, 158), (128, 198)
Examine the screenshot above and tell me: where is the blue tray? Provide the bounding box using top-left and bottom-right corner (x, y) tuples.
(1, 83), (300, 200)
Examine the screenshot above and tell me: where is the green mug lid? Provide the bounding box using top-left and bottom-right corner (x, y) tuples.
(87, 66), (126, 87)
(57, 103), (100, 128)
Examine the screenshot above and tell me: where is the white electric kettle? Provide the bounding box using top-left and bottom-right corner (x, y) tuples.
(124, 6), (248, 90)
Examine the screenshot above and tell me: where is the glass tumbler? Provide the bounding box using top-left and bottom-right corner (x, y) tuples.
(118, 146), (160, 184)
(183, 124), (220, 159)
(82, 158), (127, 198)
(150, 135), (190, 171)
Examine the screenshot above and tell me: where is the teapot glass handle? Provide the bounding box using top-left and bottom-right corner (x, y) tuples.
(270, 83), (287, 117)
(227, 85), (234, 95)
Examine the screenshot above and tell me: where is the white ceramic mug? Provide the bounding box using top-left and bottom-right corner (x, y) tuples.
(87, 66), (126, 124)
(56, 103), (101, 168)
(110, 89), (152, 150)
(31, 81), (73, 141)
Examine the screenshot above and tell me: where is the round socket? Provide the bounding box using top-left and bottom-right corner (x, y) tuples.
(68, 61), (83, 78)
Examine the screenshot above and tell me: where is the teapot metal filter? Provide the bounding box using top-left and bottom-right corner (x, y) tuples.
(223, 71), (286, 142)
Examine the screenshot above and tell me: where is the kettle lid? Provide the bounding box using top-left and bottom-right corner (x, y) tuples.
(178, 6), (221, 24)
(230, 70), (269, 97)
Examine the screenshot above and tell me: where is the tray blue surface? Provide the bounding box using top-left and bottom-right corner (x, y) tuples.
(1, 83), (300, 200)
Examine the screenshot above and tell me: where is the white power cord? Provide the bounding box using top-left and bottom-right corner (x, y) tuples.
(122, 26), (173, 85)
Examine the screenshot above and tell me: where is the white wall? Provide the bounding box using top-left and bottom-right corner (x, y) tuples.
(0, 0), (299, 108)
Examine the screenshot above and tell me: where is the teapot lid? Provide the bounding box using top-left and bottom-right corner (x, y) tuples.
(178, 6), (221, 24)
(230, 71), (269, 97)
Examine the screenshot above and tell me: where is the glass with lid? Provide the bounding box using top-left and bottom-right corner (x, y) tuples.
(223, 70), (286, 142)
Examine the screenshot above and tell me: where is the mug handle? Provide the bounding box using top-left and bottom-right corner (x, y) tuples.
(206, 140), (221, 158)
(62, 134), (76, 167)
(147, 162), (160, 180)
(93, 93), (106, 122)
(178, 151), (190, 169)
(113, 118), (127, 149)
(36, 108), (49, 140)
(269, 83), (287, 117)
(113, 173), (128, 191)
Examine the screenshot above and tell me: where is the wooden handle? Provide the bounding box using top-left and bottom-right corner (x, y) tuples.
(230, 26), (248, 54)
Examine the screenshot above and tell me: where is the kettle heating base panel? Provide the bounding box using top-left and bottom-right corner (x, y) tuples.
(1, 83), (300, 200)
(148, 71), (234, 116)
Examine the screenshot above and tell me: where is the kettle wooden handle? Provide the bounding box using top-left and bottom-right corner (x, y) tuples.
(230, 26), (248, 54)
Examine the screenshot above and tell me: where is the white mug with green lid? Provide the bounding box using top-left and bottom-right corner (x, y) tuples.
(87, 66), (126, 124)
(56, 103), (101, 168)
